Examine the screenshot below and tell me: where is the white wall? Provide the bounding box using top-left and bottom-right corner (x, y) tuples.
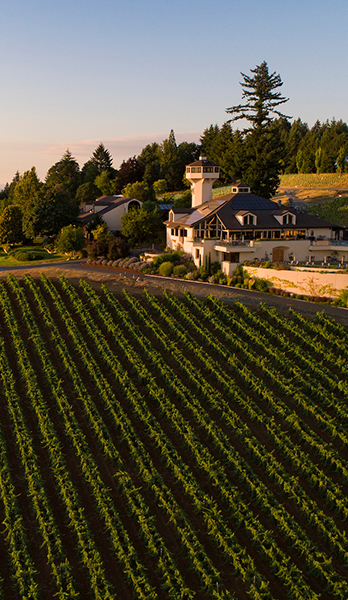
(244, 266), (348, 297)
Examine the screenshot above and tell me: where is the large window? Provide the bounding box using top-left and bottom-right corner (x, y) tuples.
(191, 167), (202, 173)
(224, 252), (239, 262)
(203, 167), (213, 173)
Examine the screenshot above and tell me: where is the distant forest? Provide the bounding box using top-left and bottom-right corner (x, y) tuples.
(1, 118), (348, 213)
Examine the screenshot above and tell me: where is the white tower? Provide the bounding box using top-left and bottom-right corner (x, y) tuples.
(186, 156), (220, 208)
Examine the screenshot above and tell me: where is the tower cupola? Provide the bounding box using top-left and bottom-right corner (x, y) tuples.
(186, 156), (220, 207)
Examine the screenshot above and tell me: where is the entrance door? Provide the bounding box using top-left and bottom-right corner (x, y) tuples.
(272, 248), (284, 262)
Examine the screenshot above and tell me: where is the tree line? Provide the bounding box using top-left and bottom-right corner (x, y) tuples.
(1, 60), (348, 245)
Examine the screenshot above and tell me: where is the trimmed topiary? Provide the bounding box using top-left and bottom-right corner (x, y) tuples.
(159, 261), (173, 277)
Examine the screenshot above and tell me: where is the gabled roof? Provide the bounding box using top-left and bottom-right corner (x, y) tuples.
(78, 196), (141, 225)
(165, 198), (226, 226)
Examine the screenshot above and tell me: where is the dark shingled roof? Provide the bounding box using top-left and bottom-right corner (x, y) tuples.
(215, 192), (276, 210)
(166, 191), (341, 230)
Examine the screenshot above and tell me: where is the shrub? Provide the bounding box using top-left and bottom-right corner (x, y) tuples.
(333, 289), (348, 307)
(254, 278), (270, 293)
(107, 237), (128, 260)
(173, 264), (187, 278)
(152, 251), (183, 268)
(10, 249), (42, 262)
(11, 250), (31, 262)
(159, 261), (173, 277)
(56, 225), (85, 254)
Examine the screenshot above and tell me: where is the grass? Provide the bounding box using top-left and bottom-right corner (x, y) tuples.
(279, 173), (348, 188)
(0, 245), (67, 267)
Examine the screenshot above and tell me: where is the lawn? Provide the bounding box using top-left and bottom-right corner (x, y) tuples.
(0, 245), (71, 267)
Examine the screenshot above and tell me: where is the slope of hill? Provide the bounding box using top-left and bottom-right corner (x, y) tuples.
(0, 273), (348, 599)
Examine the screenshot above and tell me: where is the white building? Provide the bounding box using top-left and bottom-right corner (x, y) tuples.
(166, 157), (347, 274)
(79, 195), (142, 233)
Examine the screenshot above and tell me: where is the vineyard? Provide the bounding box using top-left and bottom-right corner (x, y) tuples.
(0, 274), (348, 599)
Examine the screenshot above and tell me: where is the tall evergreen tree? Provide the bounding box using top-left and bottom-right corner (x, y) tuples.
(226, 61), (290, 197)
(138, 142), (161, 188)
(45, 150), (82, 196)
(91, 143), (115, 175)
(284, 118), (309, 173)
(159, 130), (182, 191)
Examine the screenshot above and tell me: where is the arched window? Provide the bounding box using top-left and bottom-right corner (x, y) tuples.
(128, 200), (140, 211)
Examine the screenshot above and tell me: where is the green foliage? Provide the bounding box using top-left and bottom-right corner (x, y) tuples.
(121, 206), (163, 246)
(10, 249), (41, 262)
(153, 179), (167, 197)
(332, 288), (348, 307)
(115, 156), (144, 194)
(75, 182), (101, 205)
(12, 167), (42, 208)
(226, 61), (290, 129)
(152, 250), (183, 268)
(45, 150), (82, 195)
(173, 189), (192, 208)
(91, 143), (115, 175)
(158, 261), (173, 277)
(22, 183), (80, 239)
(86, 212), (105, 234)
(0, 205), (23, 244)
(107, 237), (128, 260)
(172, 264), (187, 277)
(94, 172), (116, 196)
(122, 181), (151, 203)
(91, 223), (113, 241)
(56, 225), (85, 253)
(86, 236), (128, 260)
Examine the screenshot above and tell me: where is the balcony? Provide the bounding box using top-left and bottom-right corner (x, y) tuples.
(309, 239), (348, 250)
(214, 240), (255, 253)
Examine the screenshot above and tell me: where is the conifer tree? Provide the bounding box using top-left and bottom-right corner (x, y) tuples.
(226, 61), (290, 197)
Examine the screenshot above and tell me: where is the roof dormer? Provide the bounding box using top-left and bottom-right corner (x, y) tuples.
(232, 182), (251, 194)
(274, 211), (296, 226)
(236, 211), (257, 226)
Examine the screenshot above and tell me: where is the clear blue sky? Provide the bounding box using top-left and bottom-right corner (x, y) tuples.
(1, 0), (347, 187)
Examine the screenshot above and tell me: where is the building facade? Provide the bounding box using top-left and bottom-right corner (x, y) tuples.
(166, 157), (347, 273)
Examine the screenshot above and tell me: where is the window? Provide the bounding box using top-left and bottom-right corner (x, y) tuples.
(203, 167), (213, 173)
(243, 214), (255, 226)
(180, 229), (187, 237)
(224, 252), (239, 263)
(175, 228), (179, 236)
(171, 228), (174, 236)
(128, 200), (140, 211)
(186, 167), (191, 173)
(191, 167), (201, 173)
(283, 214), (294, 225)
(195, 249), (200, 259)
(214, 167), (220, 173)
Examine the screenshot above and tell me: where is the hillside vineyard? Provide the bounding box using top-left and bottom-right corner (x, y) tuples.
(0, 275), (348, 599)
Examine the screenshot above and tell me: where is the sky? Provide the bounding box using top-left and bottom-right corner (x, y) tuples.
(1, 0), (347, 187)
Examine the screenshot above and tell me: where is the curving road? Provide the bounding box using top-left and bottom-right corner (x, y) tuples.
(1, 259), (348, 325)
